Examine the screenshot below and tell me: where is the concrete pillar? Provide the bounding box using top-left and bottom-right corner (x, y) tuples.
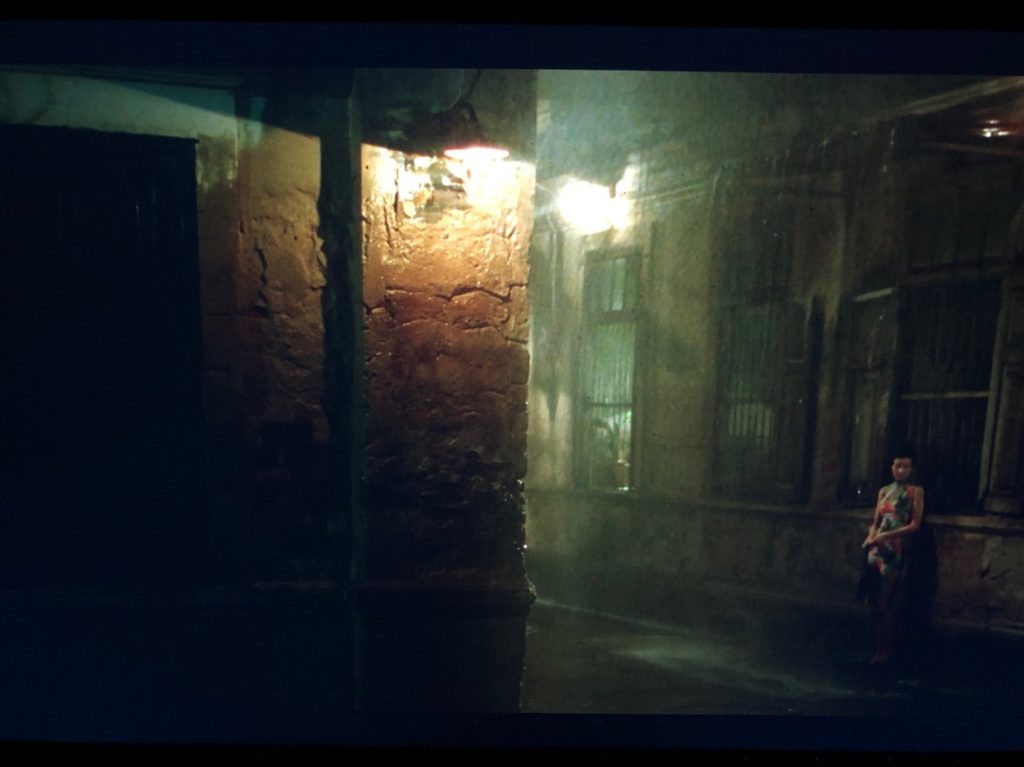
(353, 70), (536, 711)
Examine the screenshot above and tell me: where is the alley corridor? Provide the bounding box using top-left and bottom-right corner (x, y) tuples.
(2, 591), (1023, 750)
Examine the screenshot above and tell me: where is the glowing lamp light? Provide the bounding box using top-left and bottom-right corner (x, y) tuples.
(444, 145), (509, 162)
(443, 143), (513, 209)
(432, 102), (510, 164)
(556, 179), (630, 235)
(978, 119), (1013, 139)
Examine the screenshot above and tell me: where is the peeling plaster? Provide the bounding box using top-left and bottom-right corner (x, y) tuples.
(361, 144), (535, 583)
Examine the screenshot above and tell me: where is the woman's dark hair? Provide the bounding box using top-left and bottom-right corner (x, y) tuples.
(891, 441), (917, 464)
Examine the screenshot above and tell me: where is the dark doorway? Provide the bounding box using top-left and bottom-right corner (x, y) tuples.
(0, 124), (205, 589)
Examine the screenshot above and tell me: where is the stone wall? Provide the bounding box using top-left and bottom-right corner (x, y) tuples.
(207, 92), (341, 581)
(360, 145), (534, 587)
(234, 96), (328, 443)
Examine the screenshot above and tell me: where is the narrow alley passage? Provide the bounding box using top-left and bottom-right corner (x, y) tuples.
(3, 591), (1023, 750)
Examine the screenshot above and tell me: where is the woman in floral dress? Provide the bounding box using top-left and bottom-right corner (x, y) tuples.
(862, 452), (925, 666)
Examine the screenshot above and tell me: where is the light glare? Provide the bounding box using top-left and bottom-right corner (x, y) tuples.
(444, 145), (509, 162)
(557, 179), (632, 234)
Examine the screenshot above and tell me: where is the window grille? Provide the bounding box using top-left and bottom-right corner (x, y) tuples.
(895, 279), (1001, 513)
(713, 203), (817, 504)
(576, 249), (639, 491)
(714, 298), (816, 503)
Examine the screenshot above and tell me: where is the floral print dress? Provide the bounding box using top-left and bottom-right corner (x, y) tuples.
(867, 481), (915, 590)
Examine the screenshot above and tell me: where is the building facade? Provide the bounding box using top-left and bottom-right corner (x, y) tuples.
(526, 74), (1024, 642)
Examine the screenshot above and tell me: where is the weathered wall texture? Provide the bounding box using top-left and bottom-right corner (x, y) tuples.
(235, 97), (328, 443)
(361, 145), (534, 586)
(640, 190), (716, 497)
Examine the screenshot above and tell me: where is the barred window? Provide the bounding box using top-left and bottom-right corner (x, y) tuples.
(896, 279), (1001, 514)
(713, 205), (818, 504)
(576, 248), (639, 491)
(844, 288), (899, 505)
(714, 299), (817, 503)
(844, 158), (1021, 513)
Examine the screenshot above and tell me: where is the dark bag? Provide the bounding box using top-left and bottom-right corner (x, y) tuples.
(855, 551), (881, 603)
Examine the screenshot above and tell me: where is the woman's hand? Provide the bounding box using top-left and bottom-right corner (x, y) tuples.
(862, 533), (877, 548)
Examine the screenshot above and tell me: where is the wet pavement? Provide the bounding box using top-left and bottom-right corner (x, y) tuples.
(520, 599), (1024, 750)
(2, 590), (1023, 749)
(522, 600), (1024, 718)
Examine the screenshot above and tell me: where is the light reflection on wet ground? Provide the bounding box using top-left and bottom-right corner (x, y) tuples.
(521, 600), (1023, 718)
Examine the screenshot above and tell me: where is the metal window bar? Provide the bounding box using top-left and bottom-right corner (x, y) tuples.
(716, 299), (814, 502)
(579, 250), (638, 491)
(718, 303), (776, 495)
(897, 279), (1000, 512)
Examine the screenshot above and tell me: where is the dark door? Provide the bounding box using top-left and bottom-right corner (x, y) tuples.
(0, 124), (205, 588)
